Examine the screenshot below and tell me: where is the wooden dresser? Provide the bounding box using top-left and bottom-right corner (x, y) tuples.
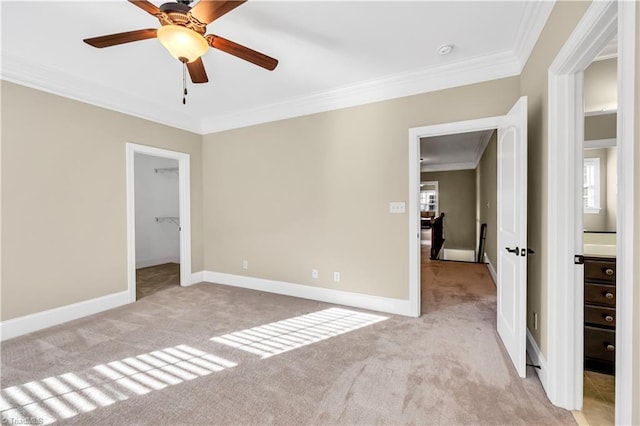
(584, 255), (616, 375)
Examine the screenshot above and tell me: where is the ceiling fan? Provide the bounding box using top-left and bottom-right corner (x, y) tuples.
(83, 0), (278, 86)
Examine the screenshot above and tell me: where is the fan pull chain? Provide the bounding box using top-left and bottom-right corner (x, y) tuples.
(182, 62), (188, 105)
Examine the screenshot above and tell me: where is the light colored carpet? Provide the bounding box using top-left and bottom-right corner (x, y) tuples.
(1, 253), (575, 425)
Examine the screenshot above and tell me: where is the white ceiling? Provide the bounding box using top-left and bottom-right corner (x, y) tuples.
(420, 130), (494, 172)
(1, 1), (553, 134)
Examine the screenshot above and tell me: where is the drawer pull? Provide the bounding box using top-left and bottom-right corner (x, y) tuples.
(604, 268), (614, 276)
(606, 344), (615, 352)
(604, 292), (614, 300)
(604, 315), (614, 323)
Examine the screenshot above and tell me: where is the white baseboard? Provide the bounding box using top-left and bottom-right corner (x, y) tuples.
(526, 328), (549, 394)
(136, 257), (180, 269)
(190, 271), (205, 285)
(0, 290), (130, 341)
(484, 253), (497, 285)
(442, 249), (475, 262)
(202, 271), (415, 317)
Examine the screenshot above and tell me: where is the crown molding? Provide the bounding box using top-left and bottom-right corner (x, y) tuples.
(0, 53), (202, 134)
(513, 0), (556, 72)
(473, 129), (495, 168)
(421, 161), (477, 173)
(2, 0), (552, 137)
(201, 50), (520, 134)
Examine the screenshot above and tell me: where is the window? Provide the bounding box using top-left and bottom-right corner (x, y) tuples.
(420, 190), (437, 212)
(583, 158), (600, 213)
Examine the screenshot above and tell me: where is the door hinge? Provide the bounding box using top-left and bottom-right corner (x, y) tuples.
(574, 255), (584, 265)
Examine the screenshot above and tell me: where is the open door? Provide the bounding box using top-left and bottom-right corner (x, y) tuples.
(497, 96), (528, 378)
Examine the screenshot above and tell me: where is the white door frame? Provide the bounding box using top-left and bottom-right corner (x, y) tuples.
(547, 1), (636, 423)
(126, 143), (192, 302)
(409, 115), (504, 317)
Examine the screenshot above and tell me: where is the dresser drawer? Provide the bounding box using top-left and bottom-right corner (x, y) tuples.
(585, 305), (616, 327)
(585, 283), (616, 307)
(584, 258), (616, 283)
(584, 326), (616, 362)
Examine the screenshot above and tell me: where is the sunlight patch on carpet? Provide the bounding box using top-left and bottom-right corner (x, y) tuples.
(0, 345), (236, 425)
(211, 307), (387, 358)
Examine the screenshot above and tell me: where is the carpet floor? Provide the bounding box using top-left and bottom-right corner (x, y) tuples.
(1, 252), (575, 425)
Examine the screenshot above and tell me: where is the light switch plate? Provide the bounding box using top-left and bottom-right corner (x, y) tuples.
(389, 202), (406, 214)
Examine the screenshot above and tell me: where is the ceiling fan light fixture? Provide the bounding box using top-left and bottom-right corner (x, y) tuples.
(157, 24), (209, 63)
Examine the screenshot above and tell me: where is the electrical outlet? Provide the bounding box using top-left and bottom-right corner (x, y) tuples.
(333, 272), (340, 282)
(312, 269), (319, 279)
(534, 312), (538, 330)
(242, 260), (248, 270)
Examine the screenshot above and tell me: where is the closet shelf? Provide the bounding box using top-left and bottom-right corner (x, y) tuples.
(154, 167), (178, 174)
(155, 217), (180, 229)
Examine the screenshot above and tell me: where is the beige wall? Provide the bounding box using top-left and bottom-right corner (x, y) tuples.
(519, 0), (591, 353)
(476, 131), (497, 266)
(0, 81), (203, 321)
(202, 77), (520, 300)
(584, 57), (617, 112)
(421, 170), (477, 250)
(584, 112), (616, 140)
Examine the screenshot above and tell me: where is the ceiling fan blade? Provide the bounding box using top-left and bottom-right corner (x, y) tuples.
(190, 1), (246, 25)
(186, 58), (209, 83)
(128, 0), (162, 16)
(83, 29), (157, 48)
(206, 35), (278, 70)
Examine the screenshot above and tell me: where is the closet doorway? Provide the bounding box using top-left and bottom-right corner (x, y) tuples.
(126, 143), (192, 302)
(135, 153), (180, 299)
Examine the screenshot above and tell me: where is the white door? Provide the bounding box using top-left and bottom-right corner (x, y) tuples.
(497, 96), (528, 378)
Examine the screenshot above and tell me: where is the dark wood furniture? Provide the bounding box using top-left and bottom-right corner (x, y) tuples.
(430, 213), (445, 260)
(584, 255), (616, 375)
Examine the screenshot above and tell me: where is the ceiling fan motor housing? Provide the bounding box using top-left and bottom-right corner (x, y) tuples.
(159, 2), (206, 34)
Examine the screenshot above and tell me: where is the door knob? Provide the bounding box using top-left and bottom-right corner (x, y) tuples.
(506, 247), (519, 254)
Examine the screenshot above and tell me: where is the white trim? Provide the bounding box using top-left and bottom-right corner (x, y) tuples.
(513, 1), (556, 72)
(1, 1), (553, 136)
(474, 129), (494, 168)
(441, 249), (476, 262)
(126, 143), (192, 303)
(190, 271), (205, 285)
(546, 0), (617, 410)
(202, 271), (415, 317)
(409, 115), (504, 320)
(0, 53), (201, 134)
(583, 138), (616, 149)
(136, 257), (180, 269)
(0, 291), (129, 341)
(583, 157), (601, 212)
(420, 161), (477, 173)
(484, 253), (497, 285)
(203, 52), (521, 134)
(584, 108), (617, 117)
(420, 129), (492, 173)
(546, 1), (638, 420)
(615, 1), (636, 423)
(527, 328), (549, 395)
